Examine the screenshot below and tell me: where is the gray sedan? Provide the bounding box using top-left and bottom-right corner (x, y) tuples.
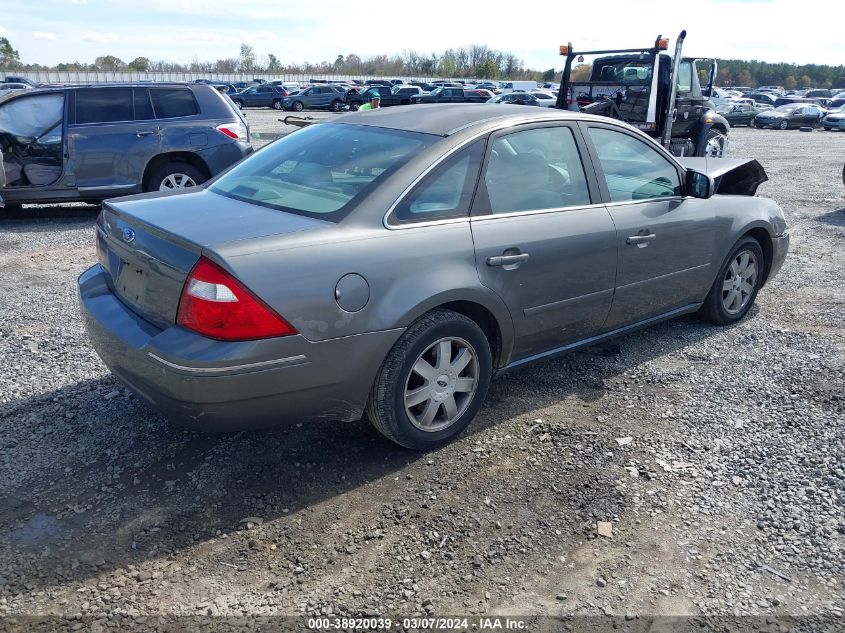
(79, 105), (789, 449)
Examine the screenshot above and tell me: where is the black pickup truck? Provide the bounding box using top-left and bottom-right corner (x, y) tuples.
(345, 86), (404, 110)
(409, 87), (489, 104)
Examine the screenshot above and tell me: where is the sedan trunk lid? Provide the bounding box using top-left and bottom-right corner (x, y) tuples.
(98, 188), (333, 328)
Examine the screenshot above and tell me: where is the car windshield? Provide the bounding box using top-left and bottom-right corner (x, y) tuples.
(773, 105), (801, 113)
(211, 124), (436, 222)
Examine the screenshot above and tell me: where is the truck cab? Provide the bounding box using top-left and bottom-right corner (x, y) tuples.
(557, 32), (730, 157)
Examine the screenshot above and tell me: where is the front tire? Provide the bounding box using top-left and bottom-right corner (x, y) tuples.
(292, 101), (304, 112)
(703, 128), (728, 157)
(232, 99), (244, 109)
(366, 310), (492, 450)
(698, 236), (765, 325)
(779, 120), (789, 130)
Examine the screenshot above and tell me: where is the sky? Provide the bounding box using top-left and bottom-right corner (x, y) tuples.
(0, 0), (842, 71)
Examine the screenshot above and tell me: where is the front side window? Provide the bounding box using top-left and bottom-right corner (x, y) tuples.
(587, 127), (681, 202)
(392, 140), (485, 224)
(211, 124), (436, 222)
(150, 89), (198, 119)
(0, 93), (64, 137)
(75, 89), (133, 124)
(482, 126), (591, 214)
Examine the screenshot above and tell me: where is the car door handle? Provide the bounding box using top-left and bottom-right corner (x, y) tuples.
(626, 234), (657, 245)
(135, 130), (157, 138)
(487, 253), (530, 267)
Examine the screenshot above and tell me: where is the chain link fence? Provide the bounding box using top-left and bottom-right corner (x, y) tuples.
(0, 70), (445, 84)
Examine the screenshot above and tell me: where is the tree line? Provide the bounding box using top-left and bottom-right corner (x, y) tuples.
(1, 38), (537, 80)
(712, 58), (845, 90)
(2, 36), (844, 88)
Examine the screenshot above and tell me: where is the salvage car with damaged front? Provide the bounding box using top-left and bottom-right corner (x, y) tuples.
(79, 105), (788, 450)
(0, 83), (251, 212)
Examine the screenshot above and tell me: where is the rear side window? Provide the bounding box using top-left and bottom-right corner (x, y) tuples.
(150, 89), (198, 119)
(75, 88), (133, 124)
(392, 140), (485, 224)
(483, 126), (591, 214)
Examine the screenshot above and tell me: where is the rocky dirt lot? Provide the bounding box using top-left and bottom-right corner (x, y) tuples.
(0, 122), (843, 631)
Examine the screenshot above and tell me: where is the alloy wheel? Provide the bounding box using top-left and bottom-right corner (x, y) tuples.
(705, 133), (727, 157)
(159, 173), (197, 190)
(721, 250), (758, 315)
(404, 337), (479, 433)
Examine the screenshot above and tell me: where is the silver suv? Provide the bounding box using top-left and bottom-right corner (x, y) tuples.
(0, 83), (252, 212)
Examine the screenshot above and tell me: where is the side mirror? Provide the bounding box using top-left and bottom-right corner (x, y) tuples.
(686, 169), (714, 199)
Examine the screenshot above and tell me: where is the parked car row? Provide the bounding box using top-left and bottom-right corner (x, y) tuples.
(211, 77), (552, 112)
(712, 84), (845, 115)
(716, 99), (845, 130)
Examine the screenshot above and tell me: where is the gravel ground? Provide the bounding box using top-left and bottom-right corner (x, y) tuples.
(0, 123), (843, 630)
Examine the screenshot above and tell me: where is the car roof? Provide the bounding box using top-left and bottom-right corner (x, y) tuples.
(13, 82), (198, 92)
(331, 104), (600, 137)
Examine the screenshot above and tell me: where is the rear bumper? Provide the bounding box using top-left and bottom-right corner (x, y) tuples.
(197, 141), (253, 177)
(78, 264), (402, 431)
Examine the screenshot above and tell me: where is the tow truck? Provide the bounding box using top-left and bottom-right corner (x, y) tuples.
(554, 31), (730, 157)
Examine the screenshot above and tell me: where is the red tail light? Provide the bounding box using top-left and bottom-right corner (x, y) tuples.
(216, 122), (248, 141)
(176, 256), (297, 341)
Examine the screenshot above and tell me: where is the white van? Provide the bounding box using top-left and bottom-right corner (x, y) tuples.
(271, 80), (301, 92)
(500, 81), (539, 94)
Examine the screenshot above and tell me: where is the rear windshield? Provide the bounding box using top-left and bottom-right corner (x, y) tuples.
(211, 123), (436, 222)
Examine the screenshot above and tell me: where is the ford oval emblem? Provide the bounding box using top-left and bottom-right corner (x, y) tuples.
(121, 227), (136, 243)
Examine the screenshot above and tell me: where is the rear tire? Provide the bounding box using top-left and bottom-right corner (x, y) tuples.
(330, 99), (342, 112)
(146, 161), (206, 192)
(272, 99), (283, 110)
(779, 120), (789, 130)
(349, 102), (360, 111)
(698, 236), (765, 326)
(366, 310), (492, 450)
